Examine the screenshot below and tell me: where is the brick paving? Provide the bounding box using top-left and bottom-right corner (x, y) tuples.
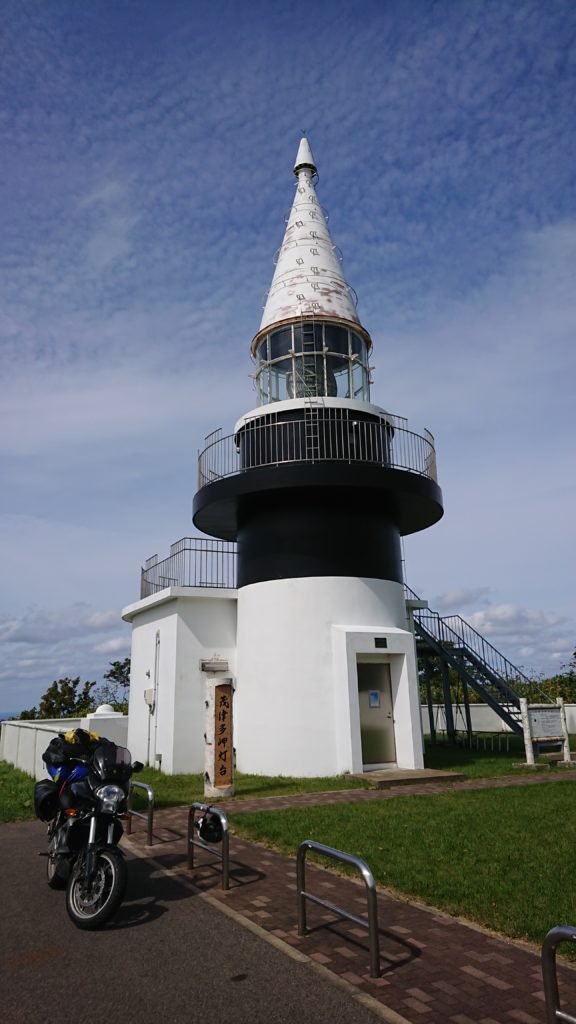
(123, 773), (576, 1023)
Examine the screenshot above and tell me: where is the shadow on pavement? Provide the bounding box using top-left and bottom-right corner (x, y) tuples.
(304, 917), (421, 974)
(103, 849), (198, 931)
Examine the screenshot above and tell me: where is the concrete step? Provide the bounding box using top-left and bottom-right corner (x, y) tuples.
(350, 767), (466, 788)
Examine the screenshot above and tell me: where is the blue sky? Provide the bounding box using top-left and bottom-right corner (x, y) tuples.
(1, 0), (575, 711)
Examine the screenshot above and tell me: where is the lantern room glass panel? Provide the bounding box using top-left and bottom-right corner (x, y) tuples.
(255, 323), (371, 404)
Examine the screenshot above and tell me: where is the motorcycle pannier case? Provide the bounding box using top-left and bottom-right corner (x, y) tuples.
(34, 779), (59, 822)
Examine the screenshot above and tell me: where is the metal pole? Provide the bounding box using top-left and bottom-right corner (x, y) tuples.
(296, 840), (380, 978)
(542, 926), (576, 1024)
(296, 844), (307, 936)
(520, 697), (535, 766)
(222, 822), (230, 891)
(127, 781), (155, 846)
(557, 697), (572, 764)
(440, 655), (456, 743)
(422, 656), (436, 743)
(365, 869), (380, 979)
(146, 786), (154, 847)
(461, 675), (473, 748)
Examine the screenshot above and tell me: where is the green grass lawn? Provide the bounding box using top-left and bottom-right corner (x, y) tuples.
(423, 735), (560, 778)
(0, 760), (367, 821)
(0, 761), (36, 823)
(129, 767), (367, 809)
(2, 733), (570, 819)
(231, 782), (576, 950)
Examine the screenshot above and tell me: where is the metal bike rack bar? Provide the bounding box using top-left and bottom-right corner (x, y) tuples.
(297, 840), (381, 978)
(187, 802), (230, 890)
(542, 926), (576, 1023)
(126, 781), (155, 846)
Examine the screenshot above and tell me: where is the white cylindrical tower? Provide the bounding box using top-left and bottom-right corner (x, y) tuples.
(193, 138), (443, 776)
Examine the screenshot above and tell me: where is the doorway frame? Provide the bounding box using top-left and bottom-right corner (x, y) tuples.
(332, 625), (425, 774)
(356, 659), (396, 770)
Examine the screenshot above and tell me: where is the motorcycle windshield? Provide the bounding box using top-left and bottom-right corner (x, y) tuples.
(93, 745), (133, 782)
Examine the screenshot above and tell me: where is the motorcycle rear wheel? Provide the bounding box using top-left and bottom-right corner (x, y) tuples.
(46, 854), (68, 889)
(66, 847), (127, 930)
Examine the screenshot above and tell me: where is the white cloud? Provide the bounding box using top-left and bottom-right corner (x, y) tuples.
(459, 604), (573, 673)
(465, 604), (567, 638)
(0, 604), (132, 712)
(84, 610), (119, 630)
(432, 587), (492, 611)
(92, 636), (130, 655)
(85, 212), (140, 271)
(0, 605), (127, 646)
(0, 359), (250, 458)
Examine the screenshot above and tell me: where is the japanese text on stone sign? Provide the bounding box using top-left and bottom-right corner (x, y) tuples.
(214, 683), (233, 787)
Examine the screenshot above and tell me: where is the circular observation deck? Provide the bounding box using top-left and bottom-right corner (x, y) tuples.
(192, 406), (443, 542)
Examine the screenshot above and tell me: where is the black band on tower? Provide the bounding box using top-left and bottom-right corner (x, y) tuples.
(236, 488), (403, 587)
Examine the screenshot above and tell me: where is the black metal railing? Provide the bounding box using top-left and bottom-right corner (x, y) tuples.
(198, 409), (438, 488)
(140, 538), (237, 597)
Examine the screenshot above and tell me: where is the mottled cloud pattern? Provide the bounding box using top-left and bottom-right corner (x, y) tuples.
(1, 0), (575, 709)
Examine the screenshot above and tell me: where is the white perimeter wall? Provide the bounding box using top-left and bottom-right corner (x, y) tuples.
(420, 704), (564, 734)
(0, 713), (127, 781)
(7, 704), (576, 780)
(235, 576), (422, 776)
(124, 588), (236, 774)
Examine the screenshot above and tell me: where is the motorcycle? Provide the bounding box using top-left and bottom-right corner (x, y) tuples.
(35, 738), (143, 930)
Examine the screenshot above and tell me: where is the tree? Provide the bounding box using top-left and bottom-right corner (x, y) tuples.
(534, 648), (576, 702)
(18, 659), (131, 721)
(19, 677), (96, 720)
(92, 658), (131, 713)
(18, 706), (39, 720)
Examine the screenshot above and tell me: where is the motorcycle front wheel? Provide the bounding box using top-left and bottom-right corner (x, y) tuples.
(46, 853), (68, 889)
(66, 847), (127, 930)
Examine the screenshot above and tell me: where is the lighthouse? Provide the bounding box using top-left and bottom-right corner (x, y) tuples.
(192, 137), (443, 776)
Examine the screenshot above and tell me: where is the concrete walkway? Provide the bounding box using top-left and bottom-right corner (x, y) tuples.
(123, 771), (576, 1024)
(2, 820), (383, 1024)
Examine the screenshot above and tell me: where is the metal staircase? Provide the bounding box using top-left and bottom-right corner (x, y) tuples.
(406, 586), (553, 735)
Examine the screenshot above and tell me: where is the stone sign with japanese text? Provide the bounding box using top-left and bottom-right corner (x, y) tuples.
(214, 682), (233, 788)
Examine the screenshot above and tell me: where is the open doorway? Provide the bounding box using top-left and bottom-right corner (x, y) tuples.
(357, 662), (396, 768)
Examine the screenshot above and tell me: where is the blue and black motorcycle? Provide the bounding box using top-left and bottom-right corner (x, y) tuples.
(35, 730), (142, 930)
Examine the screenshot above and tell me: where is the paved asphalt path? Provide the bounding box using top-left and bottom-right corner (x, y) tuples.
(1, 821), (383, 1024)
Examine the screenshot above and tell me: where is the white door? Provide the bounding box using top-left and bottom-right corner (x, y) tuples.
(357, 662), (396, 767)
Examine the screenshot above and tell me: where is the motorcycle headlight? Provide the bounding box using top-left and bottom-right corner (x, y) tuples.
(95, 784), (126, 813)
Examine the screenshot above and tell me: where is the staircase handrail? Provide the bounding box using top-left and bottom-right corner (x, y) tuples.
(415, 612), (525, 709)
(414, 616), (525, 732)
(405, 585), (552, 704)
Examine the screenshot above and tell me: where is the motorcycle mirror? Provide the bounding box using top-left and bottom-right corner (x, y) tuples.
(132, 761), (144, 773)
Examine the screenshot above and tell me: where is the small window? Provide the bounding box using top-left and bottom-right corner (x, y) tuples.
(269, 328), (292, 360)
(324, 325), (349, 355)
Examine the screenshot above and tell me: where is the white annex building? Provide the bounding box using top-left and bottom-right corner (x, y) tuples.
(123, 138), (444, 780)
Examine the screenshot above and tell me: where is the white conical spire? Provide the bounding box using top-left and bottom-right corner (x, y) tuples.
(293, 136), (317, 175)
(258, 137), (361, 336)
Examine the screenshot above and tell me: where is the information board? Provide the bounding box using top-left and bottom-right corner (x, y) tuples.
(520, 698), (571, 766)
(528, 706), (563, 739)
